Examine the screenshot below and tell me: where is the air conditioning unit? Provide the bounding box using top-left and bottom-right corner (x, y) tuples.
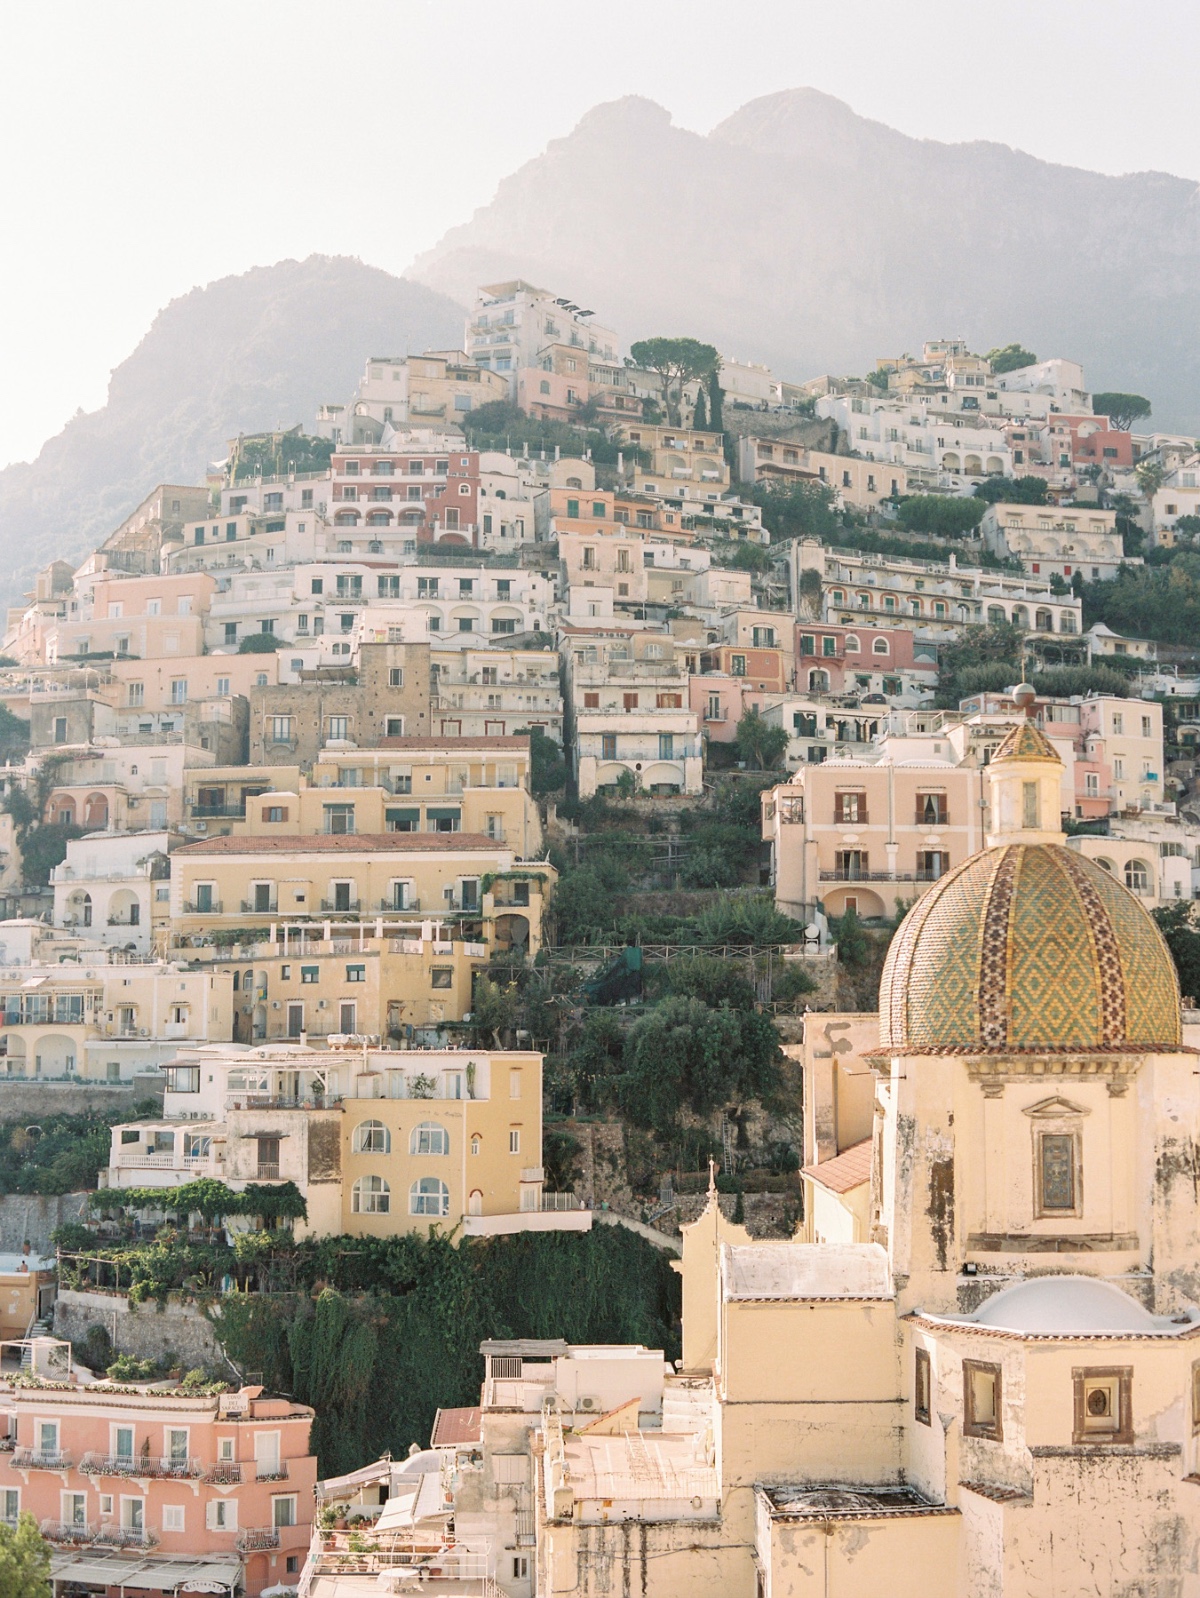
(195, 821), (207, 834)
(576, 1395), (601, 1413)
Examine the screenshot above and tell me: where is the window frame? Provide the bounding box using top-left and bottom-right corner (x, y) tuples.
(1072, 1365), (1133, 1445)
(962, 1359), (1003, 1441)
(914, 1347), (931, 1426)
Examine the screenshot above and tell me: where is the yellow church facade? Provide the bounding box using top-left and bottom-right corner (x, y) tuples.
(537, 690), (1200, 1597)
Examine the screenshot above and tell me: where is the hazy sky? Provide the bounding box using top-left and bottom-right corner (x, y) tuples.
(3, 0), (1198, 469)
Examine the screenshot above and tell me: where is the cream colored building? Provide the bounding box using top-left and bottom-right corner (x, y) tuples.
(614, 423), (730, 501)
(170, 832), (554, 957)
(468, 697), (1200, 1597)
(235, 736), (543, 858)
(0, 925), (232, 1083)
(979, 501), (1126, 580)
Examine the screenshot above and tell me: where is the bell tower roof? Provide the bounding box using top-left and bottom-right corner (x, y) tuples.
(985, 683), (1065, 847)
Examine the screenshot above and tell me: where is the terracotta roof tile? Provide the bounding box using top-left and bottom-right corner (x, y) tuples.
(174, 832), (503, 856)
(430, 1406), (481, 1447)
(801, 1138), (872, 1195)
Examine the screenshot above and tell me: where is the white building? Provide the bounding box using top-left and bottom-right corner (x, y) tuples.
(465, 280), (618, 394)
(979, 502), (1127, 581)
(51, 830), (173, 955)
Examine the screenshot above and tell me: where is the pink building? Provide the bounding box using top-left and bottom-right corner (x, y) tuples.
(0, 1345), (315, 1597)
(331, 448), (480, 548)
(793, 621), (936, 697)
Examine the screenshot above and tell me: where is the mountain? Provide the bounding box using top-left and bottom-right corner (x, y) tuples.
(407, 90), (1200, 433)
(0, 256), (466, 609)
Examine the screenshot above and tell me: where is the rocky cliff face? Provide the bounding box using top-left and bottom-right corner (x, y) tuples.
(0, 256), (465, 607)
(408, 89), (1200, 430)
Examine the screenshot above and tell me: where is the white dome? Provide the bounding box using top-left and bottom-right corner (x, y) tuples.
(969, 1276), (1188, 1335)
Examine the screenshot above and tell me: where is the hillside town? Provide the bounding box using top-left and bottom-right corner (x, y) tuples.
(5, 287), (1200, 1596)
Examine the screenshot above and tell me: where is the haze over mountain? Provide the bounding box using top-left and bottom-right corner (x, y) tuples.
(0, 257), (464, 608)
(408, 89), (1200, 434)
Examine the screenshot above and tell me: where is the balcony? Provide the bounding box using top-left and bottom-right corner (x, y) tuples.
(378, 898), (419, 912)
(13, 1448), (72, 1470)
(95, 1526), (157, 1549)
(184, 900), (222, 915)
(241, 900), (278, 915)
(203, 1462), (242, 1485)
(257, 1460), (289, 1482)
(189, 803), (246, 820)
(81, 1451), (202, 1480)
(320, 899), (361, 914)
(914, 810), (949, 827)
(40, 1519), (97, 1544)
(237, 1528), (281, 1552)
(257, 1163), (281, 1180)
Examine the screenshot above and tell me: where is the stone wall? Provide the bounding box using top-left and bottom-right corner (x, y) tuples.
(0, 1076), (163, 1119)
(0, 1193), (89, 1255)
(54, 1288), (226, 1371)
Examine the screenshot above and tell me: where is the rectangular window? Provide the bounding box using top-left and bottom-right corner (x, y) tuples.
(509, 1130), (521, 1154)
(273, 1495), (297, 1529)
(658, 733), (674, 761)
(1072, 1367), (1132, 1444)
(730, 654), (746, 676)
(389, 667), (404, 687)
(206, 1498), (237, 1531)
(834, 792), (866, 824)
(1022, 781), (1039, 828)
(914, 1348), (931, 1425)
(1037, 1130), (1079, 1214)
(346, 964), (366, 983)
(1, 1490), (17, 1525)
(271, 716), (292, 744)
(962, 1360), (1002, 1441)
(323, 804), (355, 835)
(301, 966), (319, 984)
(327, 716), (349, 741)
(113, 1425), (133, 1460)
(601, 733), (617, 760)
(163, 1504), (185, 1532)
(339, 1001), (357, 1034)
(431, 968), (453, 989)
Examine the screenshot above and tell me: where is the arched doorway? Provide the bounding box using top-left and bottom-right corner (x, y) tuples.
(83, 793), (109, 829)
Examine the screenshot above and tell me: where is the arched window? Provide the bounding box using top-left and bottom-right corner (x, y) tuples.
(81, 893), (92, 928)
(1095, 857), (1115, 873)
(470, 1135), (481, 1156)
(872, 637), (889, 655)
(565, 477), (583, 489)
(410, 1122), (449, 1156)
(844, 635), (860, 653)
(353, 1119), (390, 1154)
(1124, 859), (1151, 894)
(468, 1189), (483, 1216)
(351, 1175), (390, 1214)
(410, 1177), (450, 1216)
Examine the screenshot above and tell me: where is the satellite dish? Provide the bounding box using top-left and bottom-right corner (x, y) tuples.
(805, 923), (820, 941)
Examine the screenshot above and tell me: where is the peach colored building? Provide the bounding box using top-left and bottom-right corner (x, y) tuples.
(0, 1348), (315, 1597)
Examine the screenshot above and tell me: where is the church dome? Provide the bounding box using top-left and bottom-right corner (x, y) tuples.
(879, 843), (1181, 1054)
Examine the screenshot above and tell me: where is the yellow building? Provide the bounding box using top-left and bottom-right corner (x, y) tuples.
(197, 923), (489, 1046)
(107, 1043), (587, 1243)
(170, 833), (555, 958)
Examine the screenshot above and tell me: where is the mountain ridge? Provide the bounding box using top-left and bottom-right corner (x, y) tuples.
(0, 256), (466, 608)
(406, 89), (1200, 429)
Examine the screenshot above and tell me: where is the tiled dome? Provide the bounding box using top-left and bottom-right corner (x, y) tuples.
(878, 844), (1181, 1054)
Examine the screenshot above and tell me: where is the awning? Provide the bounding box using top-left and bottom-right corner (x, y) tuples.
(376, 1472), (450, 1531)
(50, 1549), (240, 1592)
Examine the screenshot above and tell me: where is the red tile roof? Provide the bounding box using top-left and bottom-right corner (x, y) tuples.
(174, 832), (503, 856)
(801, 1138), (872, 1195)
(430, 1406), (481, 1447)
(375, 736), (531, 750)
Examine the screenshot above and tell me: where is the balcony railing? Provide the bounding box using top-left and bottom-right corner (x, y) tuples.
(241, 900), (278, 914)
(81, 1451), (202, 1479)
(257, 1163), (281, 1180)
(95, 1526), (157, 1549)
(237, 1528), (281, 1552)
(13, 1448), (72, 1470)
(203, 1462), (242, 1485)
(256, 1461), (289, 1482)
(189, 804), (247, 819)
(378, 898), (419, 912)
(184, 900), (222, 915)
(914, 811), (949, 826)
(40, 1519), (98, 1544)
(320, 899), (361, 913)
